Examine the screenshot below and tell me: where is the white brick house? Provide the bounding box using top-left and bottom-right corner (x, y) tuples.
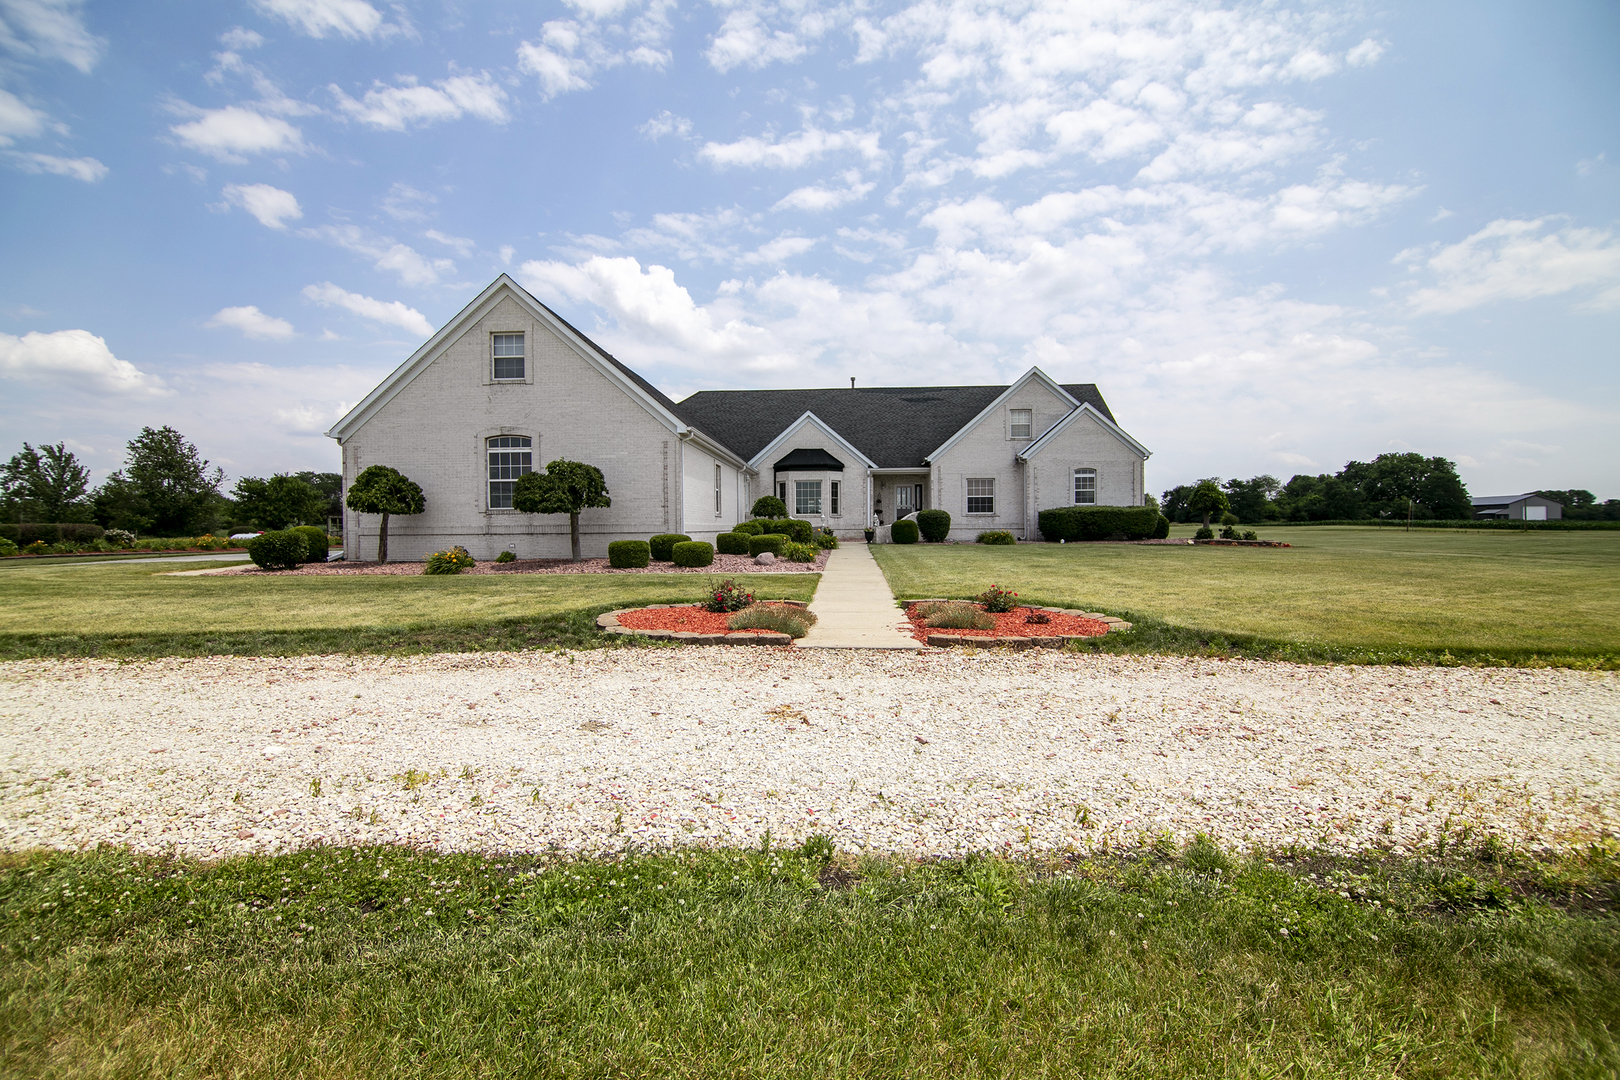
(328, 275), (1151, 559)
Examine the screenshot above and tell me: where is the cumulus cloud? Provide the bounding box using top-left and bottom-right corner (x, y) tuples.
(222, 182), (302, 229)
(773, 172), (875, 211)
(0, 87), (46, 144)
(516, 1), (672, 99)
(0, 0), (104, 72)
(301, 224), (453, 287)
(302, 282), (434, 337)
(5, 149), (105, 181)
(329, 72), (508, 131)
(0, 329), (166, 396)
(207, 305), (297, 340)
(169, 104), (305, 162)
(1405, 218), (1620, 314)
(251, 0), (388, 40)
(700, 127), (882, 170)
(639, 110), (691, 140)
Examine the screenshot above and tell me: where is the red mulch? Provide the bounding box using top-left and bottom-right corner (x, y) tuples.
(904, 603), (1110, 643)
(615, 603), (803, 635)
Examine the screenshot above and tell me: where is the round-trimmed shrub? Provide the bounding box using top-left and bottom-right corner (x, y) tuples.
(1194, 525), (1215, 540)
(780, 540), (818, 562)
(891, 519), (920, 544)
(648, 533), (691, 561)
(671, 540), (714, 567)
(751, 495), (787, 519)
(716, 531), (750, 555)
(731, 520), (764, 536)
(1151, 515), (1170, 540)
(754, 518), (813, 543)
(247, 529), (308, 571)
(290, 525), (329, 563)
(748, 534), (786, 557)
(917, 509), (952, 542)
(608, 540), (651, 568)
(976, 530), (1015, 545)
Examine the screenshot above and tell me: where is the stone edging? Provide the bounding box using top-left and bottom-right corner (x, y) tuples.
(903, 600), (1132, 650)
(596, 601), (810, 646)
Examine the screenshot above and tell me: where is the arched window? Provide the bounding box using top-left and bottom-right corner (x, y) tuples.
(1073, 468), (1096, 505)
(488, 436), (532, 508)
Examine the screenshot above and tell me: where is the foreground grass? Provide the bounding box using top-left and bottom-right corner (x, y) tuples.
(1, 841), (1614, 1078)
(0, 564), (819, 660)
(874, 526), (1620, 667)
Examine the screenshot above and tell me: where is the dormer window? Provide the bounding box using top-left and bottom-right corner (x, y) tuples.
(1010, 409), (1032, 439)
(492, 333), (525, 381)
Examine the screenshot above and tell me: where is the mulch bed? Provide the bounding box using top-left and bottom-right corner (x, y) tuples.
(902, 601), (1121, 648)
(203, 551), (829, 576)
(615, 603), (801, 635)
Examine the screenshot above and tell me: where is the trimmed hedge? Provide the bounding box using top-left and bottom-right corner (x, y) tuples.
(751, 496), (787, 519)
(917, 509), (951, 542)
(731, 520), (764, 536)
(1037, 505), (1161, 542)
(290, 525), (329, 563)
(752, 518), (813, 543)
(649, 533), (691, 561)
(748, 535), (786, 557)
(671, 540), (714, 567)
(1151, 514), (1171, 539)
(891, 519), (919, 544)
(608, 540), (651, 568)
(247, 530), (307, 571)
(0, 523), (105, 545)
(1260, 518), (1620, 530)
(716, 532), (750, 555)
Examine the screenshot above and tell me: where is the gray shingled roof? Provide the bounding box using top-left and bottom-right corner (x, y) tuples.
(674, 383), (1115, 468)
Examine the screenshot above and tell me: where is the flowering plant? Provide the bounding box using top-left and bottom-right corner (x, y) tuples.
(704, 578), (754, 613)
(424, 545), (476, 575)
(977, 584), (1018, 613)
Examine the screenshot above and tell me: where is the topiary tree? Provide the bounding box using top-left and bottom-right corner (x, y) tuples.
(916, 508), (951, 542)
(1185, 479), (1230, 527)
(345, 465), (425, 564)
(751, 495), (787, 519)
(513, 459), (611, 561)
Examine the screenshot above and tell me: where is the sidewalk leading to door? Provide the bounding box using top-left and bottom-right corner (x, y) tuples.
(796, 543), (922, 650)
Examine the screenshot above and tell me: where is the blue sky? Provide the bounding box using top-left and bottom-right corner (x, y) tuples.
(1, 0), (1616, 499)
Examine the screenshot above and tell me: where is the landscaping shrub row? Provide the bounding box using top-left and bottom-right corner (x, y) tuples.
(1037, 505), (1167, 541)
(1259, 518), (1620, 531)
(0, 523), (105, 545)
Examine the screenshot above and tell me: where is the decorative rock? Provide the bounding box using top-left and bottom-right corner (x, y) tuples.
(755, 552), (776, 564)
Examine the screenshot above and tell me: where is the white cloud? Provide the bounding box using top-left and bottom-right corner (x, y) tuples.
(0, 87), (46, 145)
(739, 236), (817, 264)
(1346, 38), (1386, 67)
(222, 182), (302, 229)
(0, 329), (166, 396)
(302, 224), (453, 286)
(1407, 218), (1620, 315)
(424, 229), (475, 257)
(219, 26), (265, 51)
(169, 104), (305, 162)
(516, 25), (598, 99)
(5, 149), (105, 181)
(639, 110), (691, 140)
(700, 127), (882, 169)
(302, 282), (434, 337)
(773, 172), (874, 211)
(207, 305), (297, 340)
(329, 72), (508, 131)
(516, 2), (674, 98)
(251, 0), (386, 40)
(380, 181), (434, 222)
(0, 0), (104, 72)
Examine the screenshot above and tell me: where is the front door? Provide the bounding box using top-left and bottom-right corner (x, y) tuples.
(895, 484), (913, 515)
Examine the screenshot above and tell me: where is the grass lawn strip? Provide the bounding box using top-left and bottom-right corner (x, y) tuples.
(1, 842), (1615, 1078)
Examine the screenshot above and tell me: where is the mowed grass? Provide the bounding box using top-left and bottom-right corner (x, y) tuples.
(0, 562), (819, 660)
(873, 526), (1620, 667)
(1, 842), (1615, 1079)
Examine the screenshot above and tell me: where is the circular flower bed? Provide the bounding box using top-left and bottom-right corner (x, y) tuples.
(903, 601), (1121, 647)
(599, 602), (813, 645)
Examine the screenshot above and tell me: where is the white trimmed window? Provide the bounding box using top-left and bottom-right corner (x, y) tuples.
(966, 477), (995, 514)
(487, 435), (532, 508)
(1010, 409), (1032, 439)
(714, 463), (722, 516)
(1074, 468), (1097, 505)
(830, 480), (839, 515)
(492, 333), (525, 380)
(777, 480), (787, 504)
(795, 480), (822, 516)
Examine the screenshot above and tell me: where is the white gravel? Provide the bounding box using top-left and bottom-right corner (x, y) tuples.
(2, 650), (1615, 860)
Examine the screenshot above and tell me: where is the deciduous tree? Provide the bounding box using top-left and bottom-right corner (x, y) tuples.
(344, 465), (425, 563)
(232, 474), (327, 530)
(2, 442), (91, 523)
(513, 459), (611, 561)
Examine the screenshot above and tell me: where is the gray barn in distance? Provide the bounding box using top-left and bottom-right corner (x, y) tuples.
(1471, 493), (1563, 521)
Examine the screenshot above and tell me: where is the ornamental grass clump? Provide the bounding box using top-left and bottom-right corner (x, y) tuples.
(976, 530), (1015, 545)
(916, 601), (994, 630)
(703, 579), (754, 613)
(424, 545), (475, 575)
(726, 604), (817, 638)
(977, 584), (1018, 612)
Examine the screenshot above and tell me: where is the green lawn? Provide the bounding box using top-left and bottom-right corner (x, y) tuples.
(2, 842), (1614, 1079)
(873, 526), (1620, 666)
(0, 563), (819, 659)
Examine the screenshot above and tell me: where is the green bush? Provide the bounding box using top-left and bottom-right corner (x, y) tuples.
(649, 533), (691, 561)
(752, 518), (812, 543)
(748, 535), (786, 557)
(977, 585), (1018, 612)
(0, 523), (106, 546)
(916, 601), (994, 630)
(671, 540), (715, 567)
(715, 532), (750, 555)
(916, 509), (952, 542)
(1036, 505), (1161, 542)
(751, 495), (787, 519)
(247, 530), (308, 571)
(289, 525), (329, 563)
(731, 520), (764, 536)
(424, 546), (476, 575)
(891, 519), (919, 544)
(103, 529), (136, 548)
(1220, 511), (1239, 527)
(813, 527), (839, 549)
(1241, 529), (1259, 541)
(1194, 525), (1214, 540)
(608, 540), (651, 568)
(495, 550), (516, 563)
(704, 579), (754, 613)
(727, 604), (817, 638)
(1219, 524), (1239, 540)
(1151, 515), (1170, 540)
(976, 530), (1015, 545)
(0, 538), (18, 557)
(780, 541), (818, 562)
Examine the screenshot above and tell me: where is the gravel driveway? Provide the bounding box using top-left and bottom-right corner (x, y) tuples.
(2, 650), (1614, 859)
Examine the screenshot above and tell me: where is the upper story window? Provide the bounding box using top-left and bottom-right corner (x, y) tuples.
(967, 477), (995, 514)
(795, 480), (822, 516)
(487, 435), (532, 508)
(492, 333), (525, 381)
(1074, 468), (1096, 505)
(1009, 409), (1032, 439)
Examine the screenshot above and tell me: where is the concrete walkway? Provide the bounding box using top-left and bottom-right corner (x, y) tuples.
(796, 543), (922, 650)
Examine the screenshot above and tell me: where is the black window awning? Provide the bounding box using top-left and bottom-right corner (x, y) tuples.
(773, 447), (845, 472)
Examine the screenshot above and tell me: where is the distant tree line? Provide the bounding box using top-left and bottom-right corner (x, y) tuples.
(1532, 490), (1620, 521)
(2, 427), (341, 537)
